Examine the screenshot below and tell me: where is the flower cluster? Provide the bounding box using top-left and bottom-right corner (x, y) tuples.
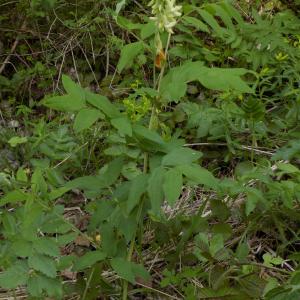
(149, 0), (182, 33)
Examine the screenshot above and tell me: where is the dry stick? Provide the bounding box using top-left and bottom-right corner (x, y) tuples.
(134, 282), (182, 300)
(184, 142), (275, 156)
(0, 20), (27, 75)
(70, 44), (81, 85)
(76, 40), (100, 91)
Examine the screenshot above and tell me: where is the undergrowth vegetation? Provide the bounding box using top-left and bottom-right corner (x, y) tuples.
(1, 0), (300, 299)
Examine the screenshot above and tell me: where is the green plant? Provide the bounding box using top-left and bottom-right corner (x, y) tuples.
(1, 1), (300, 299)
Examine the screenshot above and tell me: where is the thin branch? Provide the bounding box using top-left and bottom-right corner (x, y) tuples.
(0, 19), (27, 74)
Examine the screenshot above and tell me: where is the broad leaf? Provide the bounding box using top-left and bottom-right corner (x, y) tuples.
(73, 250), (107, 271)
(27, 275), (62, 298)
(147, 167), (166, 215)
(28, 254), (57, 278)
(117, 41), (144, 73)
(73, 108), (104, 133)
(163, 168), (183, 206)
(43, 94), (86, 112)
(62, 74), (85, 101)
(127, 174), (148, 214)
(33, 238), (60, 257)
(162, 147), (202, 166)
(133, 125), (167, 152)
(85, 90), (121, 118)
(111, 257), (150, 283)
(111, 117), (133, 136)
(0, 190), (28, 206)
(198, 67), (253, 93)
(179, 164), (219, 189)
(160, 61), (253, 102)
(0, 261), (29, 289)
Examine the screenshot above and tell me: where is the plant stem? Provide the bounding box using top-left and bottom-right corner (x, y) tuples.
(82, 267), (95, 300)
(143, 32), (172, 172)
(122, 33), (172, 300)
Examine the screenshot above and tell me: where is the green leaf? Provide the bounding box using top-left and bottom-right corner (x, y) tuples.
(31, 168), (47, 195)
(211, 200), (230, 222)
(163, 168), (183, 206)
(62, 74), (85, 101)
(160, 61), (253, 103)
(111, 258), (150, 283)
(85, 90), (121, 118)
(0, 190), (28, 206)
(67, 157), (124, 191)
(179, 164), (219, 189)
(183, 16), (210, 32)
(127, 174), (149, 214)
(210, 234), (224, 257)
(27, 275), (62, 298)
(115, 0), (126, 16)
(43, 94), (86, 111)
(117, 41), (144, 73)
(73, 250), (107, 271)
(245, 188), (264, 216)
(162, 147), (202, 166)
(73, 108), (104, 133)
(198, 8), (225, 36)
(133, 125), (167, 152)
(277, 162), (300, 174)
(111, 117), (133, 136)
(8, 136), (28, 147)
(16, 168), (28, 182)
(49, 187), (70, 201)
(148, 167), (166, 215)
(28, 254), (57, 278)
(33, 238), (60, 257)
(198, 67), (253, 93)
(140, 21), (156, 39)
(12, 240), (33, 257)
(0, 261), (29, 289)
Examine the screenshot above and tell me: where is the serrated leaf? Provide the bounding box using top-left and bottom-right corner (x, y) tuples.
(111, 117), (132, 136)
(111, 257), (150, 283)
(0, 261), (29, 289)
(73, 108), (104, 133)
(43, 94), (85, 111)
(73, 250), (107, 271)
(117, 41), (144, 73)
(33, 238), (60, 257)
(148, 167), (166, 215)
(27, 275), (62, 298)
(162, 147), (202, 166)
(28, 254), (57, 278)
(12, 240), (33, 257)
(163, 168), (182, 206)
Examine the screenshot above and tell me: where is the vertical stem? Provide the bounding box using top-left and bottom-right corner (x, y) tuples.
(143, 32), (172, 172)
(82, 267), (95, 300)
(251, 119), (255, 163)
(122, 33), (172, 300)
